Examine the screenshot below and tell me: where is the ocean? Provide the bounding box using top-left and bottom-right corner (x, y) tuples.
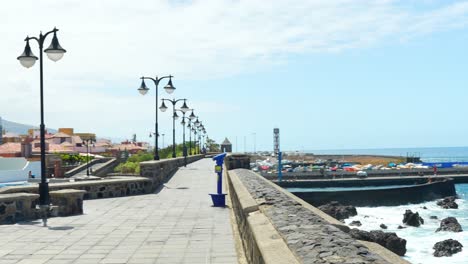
(309, 146), (468, 162)
(302, 147), (468, 262)
(345, 184), (467, 263)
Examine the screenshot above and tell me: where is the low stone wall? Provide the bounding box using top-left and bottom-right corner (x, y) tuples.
(225, 154), (250, 170)
(227, 168), (410, 264)
(140, 155), (204, 190)
(50, 189), (86, 217)
(93, 158), (119, 177)
(291, 178), (456, 206)
(0, 193), (39, 224)
(0, 190), (86, 224)
(0, 155), (205, 225)
(0, 178), (153, 200)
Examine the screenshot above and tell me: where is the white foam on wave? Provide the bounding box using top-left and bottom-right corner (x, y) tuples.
(346, 198), (467, 264)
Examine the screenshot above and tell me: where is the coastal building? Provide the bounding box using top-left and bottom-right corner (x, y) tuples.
(221, 138), (232, 153)
(107, 140), (148, 155)
(0, 142), (21, 157)
(2, 132), (22, 143)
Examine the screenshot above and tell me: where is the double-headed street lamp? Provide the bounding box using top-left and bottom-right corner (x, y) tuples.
(192, 118), (201, 154)
(179, 110), (196, 166)
(186, 112), (198, 155)
(137, 75), (175, 160)
(83, 139), (95, 176)
(160, 98), (190, 158)
(17, 27), (66, 217)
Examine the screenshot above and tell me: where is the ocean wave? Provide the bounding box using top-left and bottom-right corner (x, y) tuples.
(345, 184), (467, 264)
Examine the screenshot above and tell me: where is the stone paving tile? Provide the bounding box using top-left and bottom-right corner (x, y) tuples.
(0, 159), (238, 264)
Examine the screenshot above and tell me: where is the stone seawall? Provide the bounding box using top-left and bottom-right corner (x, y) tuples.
(262, 167), (468, 181)
(290, 178), (456, 206)
(0, 178), (152, 199)
(140, 155), (204, 189)
(227, 168), (410, 264)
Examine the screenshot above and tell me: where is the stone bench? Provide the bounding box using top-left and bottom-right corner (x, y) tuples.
(50, 189), (86, 217)
(0, 193), (39, 224)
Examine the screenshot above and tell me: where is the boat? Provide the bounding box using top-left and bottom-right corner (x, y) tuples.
(0, 157), (30, 183)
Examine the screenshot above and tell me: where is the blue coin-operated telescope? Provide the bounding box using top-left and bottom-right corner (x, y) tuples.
(210, 153), (227, 207)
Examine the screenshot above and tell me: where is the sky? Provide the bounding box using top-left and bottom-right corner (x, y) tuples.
(1, 0), (468, 152)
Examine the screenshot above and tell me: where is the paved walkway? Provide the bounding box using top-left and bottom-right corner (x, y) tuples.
(0, 158), (238, 264)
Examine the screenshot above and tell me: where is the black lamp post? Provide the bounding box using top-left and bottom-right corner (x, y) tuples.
(17, 27), (66, 217)
(179, 110), (197, 166)
(83, 139), (95, 176)
(192, 118), (201, 154)
(160, 98), (190, 158)
(195, 121), (205, 154)
(191, 127), (196, 154)
(187, 111), (197, 155)
(137, 75), (175, 160)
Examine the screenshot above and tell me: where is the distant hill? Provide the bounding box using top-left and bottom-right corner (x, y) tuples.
(1, 118), (57, 135)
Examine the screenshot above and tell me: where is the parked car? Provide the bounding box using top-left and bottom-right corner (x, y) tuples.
(356, 171), (368, 178)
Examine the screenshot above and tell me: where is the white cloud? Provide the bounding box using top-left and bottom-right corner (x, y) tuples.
(1, 0), (468, 142)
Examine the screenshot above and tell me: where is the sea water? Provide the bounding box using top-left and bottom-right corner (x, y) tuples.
(344, 184), (468, 264)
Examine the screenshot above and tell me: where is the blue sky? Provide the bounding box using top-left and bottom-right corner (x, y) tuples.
(1, 1), (468, 152)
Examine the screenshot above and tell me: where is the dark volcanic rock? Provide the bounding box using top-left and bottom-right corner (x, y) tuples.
(350, 220), (362, 226)
(436, 217), (463, 233)
(318, 201), (357, 220)
(380, 224), (388, 229)
(433, 239), (463, 257)
(430, 216), (438, 220)
(397, 225), (406, 229)
(349, 229), (407, 256)
(402, 210), (424, 227)
(422, 206), (428, 209)
(436, 196), (458, 209)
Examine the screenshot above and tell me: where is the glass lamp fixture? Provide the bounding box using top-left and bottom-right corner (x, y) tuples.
(44, 31), (66, 62)
(173, 112), (179, 120)
(159, 101), (168, 112)
(189, 111), (196, 120)
(17, 40), (38, 68)
(180, 101), (189, 113)
(138, 79), (149, 95)
(164, 77), (176, 94)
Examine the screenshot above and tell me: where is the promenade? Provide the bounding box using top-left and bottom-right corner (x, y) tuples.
(0, 158), (238, 264)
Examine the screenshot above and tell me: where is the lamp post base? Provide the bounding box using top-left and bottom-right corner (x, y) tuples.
(209, 193), (226, 207)
(36, 204), (50, 227)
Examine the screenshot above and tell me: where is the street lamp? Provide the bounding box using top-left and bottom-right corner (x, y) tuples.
(179, 109), (197, 166)
(195, 122), (204, 154)
(17, 27), (66, 223)
(160, 98), (189, 158)
(137, 75), (175, 160)
(83, 139), (95, 176)
(186, 111), (197, 155)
